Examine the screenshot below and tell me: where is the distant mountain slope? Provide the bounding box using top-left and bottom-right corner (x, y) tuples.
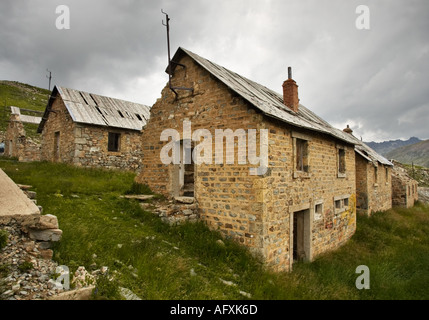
(366, 137), (422, 156)
(386, 140), (429, 168)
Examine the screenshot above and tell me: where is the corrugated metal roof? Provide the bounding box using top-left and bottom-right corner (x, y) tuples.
(172, 47), (357, 145)
(354, 137), (393, 166)
(38, 86), (150, 132)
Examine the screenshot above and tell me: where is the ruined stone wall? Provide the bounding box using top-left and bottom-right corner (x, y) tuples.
(136, 54), (357, 272)
(392, 164), (419, 208)
(4, 114), (41, 162)
(40, 96), (76, 163)
(72, 124), (143, 171)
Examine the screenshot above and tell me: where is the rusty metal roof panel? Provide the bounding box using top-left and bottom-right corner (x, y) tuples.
(56, 86), (150, 131)
(177, 48), (356, 145)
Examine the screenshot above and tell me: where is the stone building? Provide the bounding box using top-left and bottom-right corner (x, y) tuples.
(4, 108), (42, 162)
(343, 125), (393, 215)
(37, 86), (150, 171)
(391, 160), (419, 208)
(136, 47), (358, 272)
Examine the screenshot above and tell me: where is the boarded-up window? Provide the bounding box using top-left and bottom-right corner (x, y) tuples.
(338, 149), (346, 174)
(296, 138), (309, 172)
(108, 132), (121, 152)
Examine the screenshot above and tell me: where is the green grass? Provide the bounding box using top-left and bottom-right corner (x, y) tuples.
(1, 159), (428, 300)
(0, 80), (49, 140)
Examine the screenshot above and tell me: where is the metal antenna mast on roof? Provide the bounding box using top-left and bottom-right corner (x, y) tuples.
(162, 9), (193, 100)
(46, 69), (52, 91)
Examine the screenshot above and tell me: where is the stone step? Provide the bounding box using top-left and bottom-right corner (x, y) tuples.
(174, 196), (195, 204)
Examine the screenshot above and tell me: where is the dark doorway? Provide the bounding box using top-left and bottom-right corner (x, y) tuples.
(173, 139), (195, 197)
(54, 132), (60, 162)
(293, 209), (310, 262)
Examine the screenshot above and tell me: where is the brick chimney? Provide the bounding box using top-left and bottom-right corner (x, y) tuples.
(282, 67), (299, 112)
(343, 125), (353, 135)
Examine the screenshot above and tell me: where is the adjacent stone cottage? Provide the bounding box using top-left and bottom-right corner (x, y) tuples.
(391, 160), (419, 208)
(38, 86), (150, 171)
(4, 107), (42, 162)
(342, 126), (393, 215)
(136, 47), (358, 272)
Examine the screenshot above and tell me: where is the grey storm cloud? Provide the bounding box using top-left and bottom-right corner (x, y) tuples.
(1, 0), (428, 141)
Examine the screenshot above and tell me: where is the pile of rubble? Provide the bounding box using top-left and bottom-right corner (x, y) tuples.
(0, 224), (63, 300)
(139, 196), (199, 225)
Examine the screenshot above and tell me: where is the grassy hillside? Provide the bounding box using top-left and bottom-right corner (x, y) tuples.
(1, 159), (428, 300)
(386, 140), (429, 168)
(396, 161), (429, 188)
(0, 81), (50, 141)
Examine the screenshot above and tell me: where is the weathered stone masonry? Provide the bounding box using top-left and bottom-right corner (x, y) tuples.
(38, 87), (149, 171)
(136, 48), (357, 272)
(4, 114), (41, 162)
(355, 154), (392, 215)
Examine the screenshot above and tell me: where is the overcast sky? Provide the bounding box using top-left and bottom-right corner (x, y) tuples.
(1, 0), (428, 142)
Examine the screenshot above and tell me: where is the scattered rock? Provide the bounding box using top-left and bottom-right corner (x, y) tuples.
(219, 278), (237, 287)
(28, 228), (62, 242)
(0, 225), (62, 300)
(174, 196), (194, 204)
(239, 290), (252, 298)
(216, 239), (225, 247)
(119, 287), (142, 300)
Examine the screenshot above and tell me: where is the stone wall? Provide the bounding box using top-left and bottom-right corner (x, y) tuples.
(136, 54), (357, 272)
(40, 96), (143, 171)
(391, 161), (419, 208)
(73, 124), (143, 171)
(4, 114), (41, 162)
(355, 154), (392, 215)
(40, 96), (76, 163)
(257, 122), (356, 271)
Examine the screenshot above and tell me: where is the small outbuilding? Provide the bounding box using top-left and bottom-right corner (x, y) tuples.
(38, 86), (150, 171)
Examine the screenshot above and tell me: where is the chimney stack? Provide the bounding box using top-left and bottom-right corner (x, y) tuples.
(343, 125), (353, 135)
(283, 67), (299, 112)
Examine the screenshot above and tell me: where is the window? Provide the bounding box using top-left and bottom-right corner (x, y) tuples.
(385, 167), (389, 182)
(338, 149), (346, 174)
(108, 132), (121, 152)
(314, 202), (323, 221)
(296, 138), (309, 172)
(334, 195), (350, 214)
(335, 200), (342, 209)
(337, 145), (347, 177)
(292, 132), (311, 179)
